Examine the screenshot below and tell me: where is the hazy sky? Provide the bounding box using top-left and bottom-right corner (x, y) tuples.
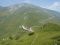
(0, 0), (60, 12)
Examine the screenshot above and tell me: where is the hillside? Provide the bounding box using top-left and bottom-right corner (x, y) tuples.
(0, 3), (60, 45)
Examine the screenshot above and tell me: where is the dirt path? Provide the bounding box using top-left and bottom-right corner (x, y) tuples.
(31, 34), (39, 45)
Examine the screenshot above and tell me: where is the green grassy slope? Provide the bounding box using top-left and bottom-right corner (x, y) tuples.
(0, 3), (60, 45)
(0, 23), (60, 45)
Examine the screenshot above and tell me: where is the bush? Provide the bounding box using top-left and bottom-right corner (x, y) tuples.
(9, 36), (13, 40)
(28, 32), (34, 36)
